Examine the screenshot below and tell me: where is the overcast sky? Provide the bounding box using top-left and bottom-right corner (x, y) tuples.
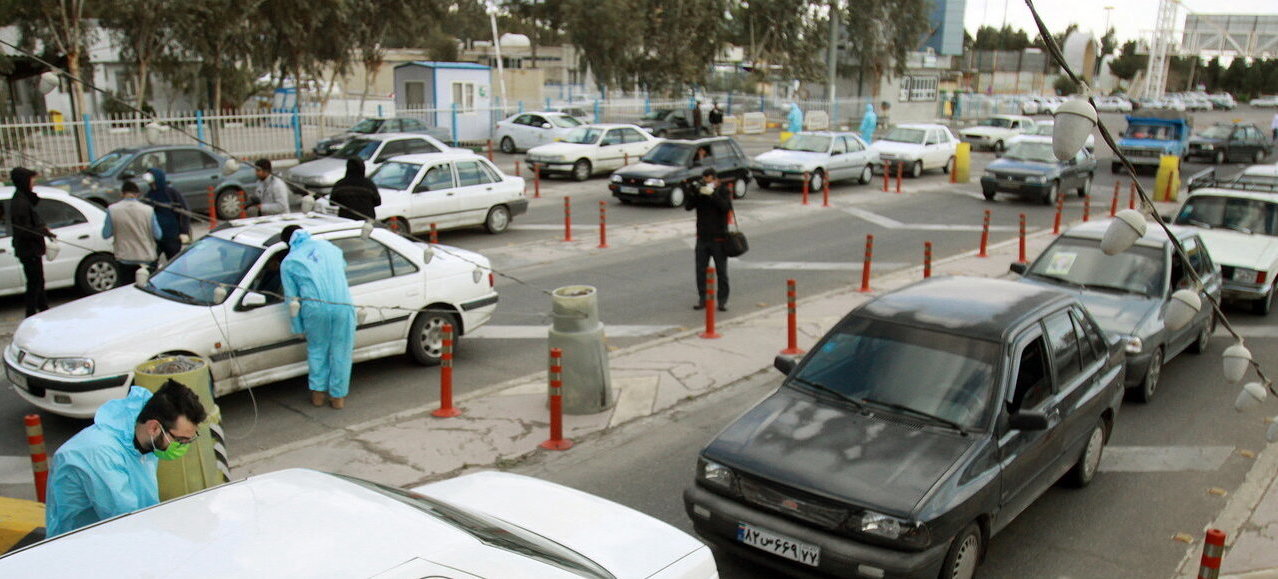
(965, 0), (1278, 43)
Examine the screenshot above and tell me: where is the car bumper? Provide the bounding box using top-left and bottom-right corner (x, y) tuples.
(1117, 153), (1167, 166)
(751, 168), (808, 183)
(980, 176), (1053, 196)
(1222, 280), (1271, 303)
(1185, 150), (1220, 161)
(507, 198), (530, 217)
(525, 161), (575, 174)
(610, 183), (675, 204)
(960, 137), (994, 149)
(5, 357), (131, 419)
(1123, 350), (1157, 388)
(683, 485), (949, 579)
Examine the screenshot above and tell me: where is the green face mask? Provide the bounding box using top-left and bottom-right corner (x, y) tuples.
(150, 430), (191, 461)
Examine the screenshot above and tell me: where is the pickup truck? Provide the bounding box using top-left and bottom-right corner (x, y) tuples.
(1111, 112), (1192, 174)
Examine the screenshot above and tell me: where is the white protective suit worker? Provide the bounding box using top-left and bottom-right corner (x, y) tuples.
(859, 103), (878, 144)
(45, 382), (206, 536)
(280, 226), (356, 409)
(787, 103), (804, 134)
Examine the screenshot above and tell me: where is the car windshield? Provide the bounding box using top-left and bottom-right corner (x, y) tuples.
(336, 474), (616, 579)
(143, 237), (263, 306)
(791, 316), (998, 429)
(85, 151), (131, 176)
(1199, 126), (1233, 139)
(370, 161), (421, 191)
(641, 143), (692, 166)
(349, 119), (384, 134)
(1029, 123), (1054, 136)
(548, 115), (583, 128)
(1124, 124), (1172, 140)
(979, 117), (1014, 128)
(780, 134), (831, 153)
(1175, 195), (1278, 236)
(640, 110), (670, 121)
(1234, 173), (1278, 187)
(562, 127), (604, 145)
(882, 127), (925, 144)
(1002, 142), (1057, 163)
(1029, 238), (1167, 297)
(334, 139), (379, 161)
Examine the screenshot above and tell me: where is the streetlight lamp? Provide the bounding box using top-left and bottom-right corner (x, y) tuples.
(487, 1), (508, 112)
(1103, 6), (1115, 33)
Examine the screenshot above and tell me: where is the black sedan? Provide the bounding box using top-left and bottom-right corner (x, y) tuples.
(636, 109), (707, 139)
(981, 137), (1097, 205)
(683, 277), (1124, 579)
(1186, 123), (1271, 165)
(609, 138), (751, 207)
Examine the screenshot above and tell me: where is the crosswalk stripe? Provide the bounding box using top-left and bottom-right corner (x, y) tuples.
(469, 325), (680, 339)
(1226, 326), (1278, 339)
(1099, 446), (1235, 472)
(733, 261), (911, 271)
(841, 207), (1019, 232)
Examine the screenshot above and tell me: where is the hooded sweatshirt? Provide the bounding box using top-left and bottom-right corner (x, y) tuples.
(329, 158), (381, 221)
(8, 167), (48, 259)
(143, 168), (191, 240)
(45, 386), (159, 536)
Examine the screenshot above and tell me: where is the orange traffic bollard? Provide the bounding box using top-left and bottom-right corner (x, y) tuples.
(1053, 193), (1064, 234)
(539, 348), (573, 450)
(534, 164), (542, 199)
(700, 267), (722, 339)
(822, 175), (831, 207)
(429, 223), (439, 243)
(486, 140), (494, 161)
(882, 164), (889, 192)
(431, 324), (461, 417)
(1197, 529), (1226, 579)
(1018, 213), (1028, 264)
(238, 190), (247, 219)
(801, 172), (810, 205)
(1129, 181), (1137, 210)
(895, 162), (903, 194)
(25, 414), (47, 503)
(923, 241), (933, 279)
(860, 234), (874, 292)
(207, 187), (217, 228)
(781, 279), (804, 355)
(515, 159), (521, 177)
(1110, 181), (1121, 217)
(563, 197), (573, 242)
(978, 210), (991, 258)
(598, 201), (609, 249)
(1082, 194), (1091, 222)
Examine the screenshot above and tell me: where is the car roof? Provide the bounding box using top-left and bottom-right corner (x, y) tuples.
(989, 114), (1033, 120)
(575, 123), (644, 130)
(895, 123), (950, 130)
(794, 131), (860, 138)
(856, 276), (1072, 343)
(343, 132), (439, 142)
(656, 136), (736, 145)
(381, 151), (490, 165)
(0, 186), (96, 204)
(208, 213), (365, 248)
(1010, 135), (1053, 144)
(1058, 219), (1195, 248)
(1242, 165), (1278, 177)
(1187, 188), (1278, 203)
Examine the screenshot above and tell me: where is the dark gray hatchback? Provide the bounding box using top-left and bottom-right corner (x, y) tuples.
(683, 277), (1125, 579)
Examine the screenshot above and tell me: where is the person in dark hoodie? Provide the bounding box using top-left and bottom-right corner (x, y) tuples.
(9, 167), (56, 316)
(328, 158), (381, 222)
(142, 168), (191, 260)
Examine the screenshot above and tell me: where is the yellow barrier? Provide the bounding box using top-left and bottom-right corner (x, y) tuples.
(133, 357), (228, 501)
(1154, 155), (1181, 203)
(0, 496), (45, 553)
(954, 142), (972, 183)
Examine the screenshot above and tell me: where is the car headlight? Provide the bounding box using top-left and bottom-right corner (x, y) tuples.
(610, 174), (622, 183)
(697, 458), (738, 494)
(42, 357), (94, 376)
(1124, 335), (1143, 355)
(643, 178), (665, 187)
(1025, 175), (1047, 184)
(1231, 268), (1265, 284)
(859, 511), (931, 548)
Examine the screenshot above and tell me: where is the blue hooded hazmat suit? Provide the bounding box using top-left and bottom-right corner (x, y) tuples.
(859, 104), (878, 144)
(45, 386), (158, 537)
(281, 230), (356, 398)
(143, 168), (191, 259)
(787, 103), (804, 134)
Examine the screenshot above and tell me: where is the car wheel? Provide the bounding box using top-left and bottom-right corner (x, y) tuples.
(993, 140), (1005, 153)
(1254, 285), (1275, 315)
(1077, 174), (1092, 197)
(75, 253), (119, 294)
(1190, 314), (1214, 354)
(1042, 181), (1060, 206)
(216, 188), (244, 221)
(1256, 149), (1267, 163)
(940, 524), (982, 579)
(407, 310), (460, 366)
(384, 216), (410, 235)
(668, 185), (686, 208)
(859, 165), (873, 185)
(484, 205), (511, 234)
(809, 169), (825, 192)
(756, 178), (771, 189)
(1066, 419), (1107, 487)
(1132, 347), (1163, 403)
(732, 177), (748, 199)
(571, 159), (592, 182)
(982, 188), (996, 201)
(1213, 150), (1225, 165)
(910, 160), (923, 179)
(943, 156), (955, 174)
(499, 137), (516, 154)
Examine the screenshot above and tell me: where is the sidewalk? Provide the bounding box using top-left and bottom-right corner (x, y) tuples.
(1176, 432), (1278, 578)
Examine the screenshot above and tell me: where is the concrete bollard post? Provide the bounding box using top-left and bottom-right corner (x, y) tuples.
(548, 286), (614, 414)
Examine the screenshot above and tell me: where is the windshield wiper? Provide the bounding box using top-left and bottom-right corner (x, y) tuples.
(1084, 283), (1146, 296)
(1026, 271), (1086, 290)
(790, 377), (864, 410)
(158, 287), (201, 303)
(1220, 223), (1254, 235)
(1182, 218), (1213, 229)
(859, 398), (967, 435)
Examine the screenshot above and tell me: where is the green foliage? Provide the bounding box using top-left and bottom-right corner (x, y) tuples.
(970, 25), (1032, 51)
(841, 0), (933, 91)
(1107, 40), (1146, 82)
(1053, 75), (1079, 96)
(731, 0), (827, 83)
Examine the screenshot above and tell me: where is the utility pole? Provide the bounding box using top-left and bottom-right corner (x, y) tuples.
(1144, 0), (1177, 99)
(827, 0), (839, 102)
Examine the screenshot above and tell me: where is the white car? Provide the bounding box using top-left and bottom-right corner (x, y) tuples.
(0, 469), (718, 578)
(751, 131), (876, 190)
(1019, 96), (1042, 115)
(1250, 95), (1278, 108)
(322, 152), (528, 235)
(869, 123), (959, 178)
(958, 115), (1037, 152)
(287, 133), (466, 195)
(1008, 120), (1096, 152)
(525, 124), (660, 181)
(6, 215), (498, 418)
(1038, 97), (1065, 114)
(0, 186), (118, 296)
(494, 111), (584, 153)
(1171, 188), (1278, 314)
(1094, 96), (1133, 113)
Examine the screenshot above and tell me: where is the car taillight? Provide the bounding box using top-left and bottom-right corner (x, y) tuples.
(1259, 271), (1268, 285)
(489, 273), (495, 287)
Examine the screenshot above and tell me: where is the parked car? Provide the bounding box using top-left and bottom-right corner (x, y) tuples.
(493, 112), (584, 153)
(1172, 188), (1278, 314)
(288, 133), (464, 195)
(1008, 120), (1095, 152)
(316, 152), (527, 235)
(1232, 165), (1278, 188)
(0, 468), (718, 578)
(1248, 95), (1278, 107)
(1012, 221), (1220, 402)
(1208, 93), (1237, 110)
(869, 124), (959, 178)
(635, 108), (708, 139)
(1186, 123), (1272, 165)
(524, 124), (660, 181)
(42, 145), (258, 220)
(751, 131), (876, 191)
(1094, 96), (1134, 113)
(6, 215), (498, 418)
(0, 186), (117, 296)
(313, 117), (451, 156)
(958, 115), (1037, 152)
(684, 276), (1124, 579)
(1018, 96), (1042, 116)
(609, 137), (752, 207)
(981, 137), (1097, 204)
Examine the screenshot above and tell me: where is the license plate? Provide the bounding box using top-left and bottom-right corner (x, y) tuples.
(737, 522), (821, 567)
(1000, 180), (1021, 189)
(620, 186), (638, 194)
(767, 171), (783, 177)
(7, 365), (27, 392)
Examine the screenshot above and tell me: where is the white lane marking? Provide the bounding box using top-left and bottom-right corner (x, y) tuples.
(1226, 326), (1278, 339)
(469, 325), (679, 339)
(733, 261), (911, 271)
(1098, 445), (1235, 473)
(509, 224), (599, 231)
(0, 456), (32, 484)
(841, 207), (1019, 231)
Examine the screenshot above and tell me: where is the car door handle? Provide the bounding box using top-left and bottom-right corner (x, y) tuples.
(78, 235), (89, 240)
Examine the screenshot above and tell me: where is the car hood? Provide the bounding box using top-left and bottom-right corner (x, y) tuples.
(527, 142), (594, 157)
(42, 173), (100, 194)
(704, 388), (973, 515)
(1195, 229), (1278, 269)
(986, 159), (1059, 175)
(287, 157), (349, 183)
(635, 119), (667, 128)
(416, 471), (707, 577)
(961, 126), (1014, 138)
(615, 162), (682, 179)
(14, 286), (205, 361)
(1189, 136), (1225, 145)
(1018, 277), (1159, 335)
(754, 149), (825, 166)
(869, 141), (924, 157)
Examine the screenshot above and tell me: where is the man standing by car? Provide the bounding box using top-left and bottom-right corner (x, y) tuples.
(329, 158), (381, 222)
(708, 101), (724, 136)
(280, 225), (356, 409)
(684, 168), (731, 312)
(143, 168), (190, 261)
(692, 100), (703, 135)
(9, 166), (55, 317)
(248, 159), (291, 216)
(103, 180), (162, 285)
(45, 380), (206, 537)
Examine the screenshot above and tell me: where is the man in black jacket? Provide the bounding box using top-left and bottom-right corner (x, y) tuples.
(9, 167), (56, 316)
(329, 158), (381, 222)
(684, 167), (731, 312)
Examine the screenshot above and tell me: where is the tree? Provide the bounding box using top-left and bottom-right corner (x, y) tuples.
(841, 0), (934, 97)
(1107, 40), (1146, 83)
(1095, 27), (1116, 77)
(2, 0), (94, 159)
(971, 25), (1032, 51)
(349, 1), (436, 112)
(167, 0), (263, 113)
(730, 0), (828, 83)
(98, 0), (181, 110)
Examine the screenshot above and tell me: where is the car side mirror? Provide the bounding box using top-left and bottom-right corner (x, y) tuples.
(774, 355), (798, 375)
(1008, 411), (1049, 431)
(1009, 262), (1028, 275)
(242, 292), (268, 308)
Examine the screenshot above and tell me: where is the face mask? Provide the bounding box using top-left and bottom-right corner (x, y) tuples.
(151, 431), (191, 461)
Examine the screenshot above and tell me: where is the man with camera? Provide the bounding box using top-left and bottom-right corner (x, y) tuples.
(684, 167), (732, 312)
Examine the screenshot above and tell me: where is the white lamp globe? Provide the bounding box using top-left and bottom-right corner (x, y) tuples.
(1101, 210), (1147, 255)
(1235, 382), (1268, 412)
(221, 159), (240, 176)
(1165, 289), (1202, 332)
(144, 122), (165, 145)
(1223, 342), (1253, 384)
(1053, 98), (1098, 161)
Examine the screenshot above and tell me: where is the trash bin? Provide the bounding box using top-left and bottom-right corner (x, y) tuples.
(133, 356), (228, 501)
(49, 110), (64, 133)
(549, 286), (614, 415)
